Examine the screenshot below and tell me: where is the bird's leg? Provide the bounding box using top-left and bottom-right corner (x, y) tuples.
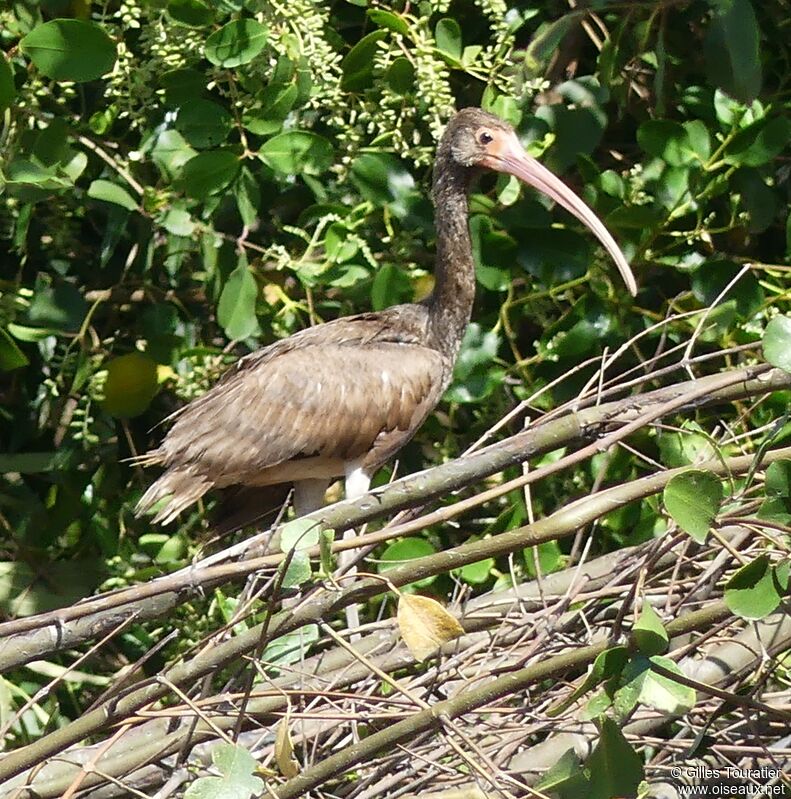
(281, 479), (330, 612)
(293, 479), (330, 517)
(341, 462), (371, 636)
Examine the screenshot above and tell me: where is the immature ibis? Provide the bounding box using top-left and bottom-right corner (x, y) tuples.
(135, 108), (636, 533)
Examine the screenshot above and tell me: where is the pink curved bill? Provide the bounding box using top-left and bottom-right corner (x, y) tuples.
(483, 132), (637, 296)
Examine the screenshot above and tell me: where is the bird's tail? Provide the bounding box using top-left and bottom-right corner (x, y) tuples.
(135, 467), (212, 525)
(124, 448), (165, 467)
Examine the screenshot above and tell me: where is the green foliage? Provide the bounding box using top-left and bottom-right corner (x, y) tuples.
(724, 555), (789, 620)
(763, 315), (791, 372)
(663, 470), (723, 542)
(632, 602), (669, 657)
(614, 656), (695, 718)
(379, 537), (438, 589)
(184, 742), (264, 799)
(586, 717), (644, 799)
(19, 19), (117, 82)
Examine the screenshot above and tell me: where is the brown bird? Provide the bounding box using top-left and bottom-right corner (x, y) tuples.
(135, 108), (637, 530)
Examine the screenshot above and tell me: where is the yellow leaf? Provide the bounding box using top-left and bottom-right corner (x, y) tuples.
(397, 594), (464, 662)
(275, 716), (299, 778)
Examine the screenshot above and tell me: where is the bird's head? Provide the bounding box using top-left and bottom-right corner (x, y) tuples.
(438, 107), (637, 296)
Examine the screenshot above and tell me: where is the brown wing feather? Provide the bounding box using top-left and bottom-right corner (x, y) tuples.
(135, 307), (449, 522)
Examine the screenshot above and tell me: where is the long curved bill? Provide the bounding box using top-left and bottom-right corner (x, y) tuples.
(483, 131), (637, 296)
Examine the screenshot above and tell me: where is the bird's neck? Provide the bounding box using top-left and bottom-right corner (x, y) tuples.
(427, 159), (475, 362)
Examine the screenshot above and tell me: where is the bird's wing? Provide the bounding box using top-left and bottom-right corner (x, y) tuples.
(154, 316), (447, 487)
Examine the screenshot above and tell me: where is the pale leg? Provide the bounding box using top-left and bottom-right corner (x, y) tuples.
(341, 462), (371, 635)
(293, 478), (330, 517)
(283, 479), (330, 611)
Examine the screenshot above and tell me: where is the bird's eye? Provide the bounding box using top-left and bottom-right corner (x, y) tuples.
(478, 131), (493, 145)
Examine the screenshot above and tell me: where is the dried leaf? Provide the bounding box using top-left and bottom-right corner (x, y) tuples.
(275, 716), (299, 778)
(397, 594), (464, 662)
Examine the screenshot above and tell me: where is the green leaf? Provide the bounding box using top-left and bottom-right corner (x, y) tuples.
(447, 323), (504, 404)
(0, 451), (71, 473)
(645, 657), (696, 713)
(324, 223), (359, 263)
(435, 18), (462, 59)
(787, 209), (791, 258)
(663, 469), (722, 542)
(586, 717), (644, 799)
(535, 104), (605, 173)
(234, 168), (260, 228)
(262, 624), (319, 666)
(385, 57), (414, 95)
(20, 19), (116, 82)
(378, 538), (437, 588)
(28, 282), (87, 332)
(259, 131), (333, 176)
(0, 54), (15, 113)
(350, 153), (416, 215)
(524, 13), (583, 74)
(731, 168), (777, 233)
(151, 128), (198, 180)
(280, 518), (322, 553)
(326, 264), (369, 288)
(217, 262), (260, 340)
(280, 550), (312, 589)
(4, 159), (72, 192)
(0, 559), (103, 616)
(619, 655), (696, 714)
(367, 9), (410, 35)
(724, 555), (783, 620)
(582, 691), (613, 721)
(657, 423), (718, 469)
(517, 228), (591, 288)
(0, 328), (29, 371)
(319, 528), (335, 576)
(167, 0), (213, 27)
(87, 179), (138, 211)
(637, 119), (704, 167)
(724, 117), (791, 167)
(160, 207), (196, 236)
(765, 461), (791, 497)
(161, 68), (206, 106)
(180, 150), (240, 197)
(536, 749), (586, 794)
(713, 88), (759, 126)
(524, 540), (563, 578)
(470, 215), (515, 292)
(548, 646), (628, 717)
(758, 496), (791, 525)
(704, 0), (762, 104)
(154, 534), (187, 564)
(684, 119), (711, 162)
(242, 84), (298, 135)
(763, 316), (791, 373)
(632, 602), (669, 656)
(341, 30), (387, 91)
(454, 557), (494, 585)
(205, 18), (268, 68)
(691, 260), (764, 319)
(371, 263), (411, 311)
(184, 742), (264, 799)
(176, 99), (232, 148)
(7, 324), (57, 343)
